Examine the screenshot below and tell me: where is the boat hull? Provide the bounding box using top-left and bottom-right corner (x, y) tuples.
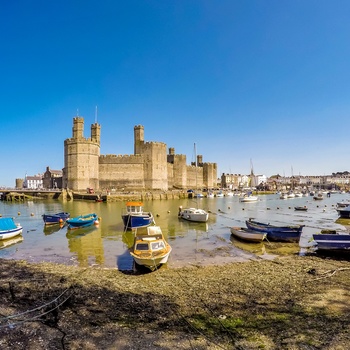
(122, 214), (154, 229)
(0, 227), (23, 240)
(230, 227), (266, 242)
(337, 209), (350, 218)
(131, 250), (172, 271)
(246, 219), (303, 243)
(313, 234), (350, 251)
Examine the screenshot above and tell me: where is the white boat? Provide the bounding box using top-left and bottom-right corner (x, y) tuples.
(226, 191), (234, 197)
(280, 193), (288, 199)
(216, 191), (224, 198)
(178, 206), (209, 222)
(130, 226), (172, 271)
(0, 217), (23, 240)
(239, 193), (258, 202)
(230, 227), (266, 242)
(207, 192), (215, 198)
(178, 143), (209, 222)
(287, 191), (295, 198)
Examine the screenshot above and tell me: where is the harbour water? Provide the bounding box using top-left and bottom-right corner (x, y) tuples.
(0, 193), (349, 270)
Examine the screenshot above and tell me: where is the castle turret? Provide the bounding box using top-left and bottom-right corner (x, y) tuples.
(72, 117), (84, 139)
(134, 125), (144, 155)
(91, 123), (101, 143)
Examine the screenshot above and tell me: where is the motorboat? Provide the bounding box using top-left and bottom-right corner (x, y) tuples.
(122, 201), (154, 230)
(130, 226), (172, 271)
(178, 206), (209, 223)
(239, 193), (258, 202)
(336, 205), (350, 219)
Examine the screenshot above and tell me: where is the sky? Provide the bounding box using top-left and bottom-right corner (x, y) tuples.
(1, 0), (350, 187)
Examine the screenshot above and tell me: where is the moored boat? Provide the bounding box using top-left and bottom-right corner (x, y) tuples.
(0, 217), (23, 240)
(246, 218), (304, 242)
(178, 206), (209, 222)
(294, 206), (308, 211)
(239, 193), (258, 202)
(230, 227), (267, 242)
(42, 212), (70, 225)
(122, 201), (154, 230)
(66, 213), (99, 230)
(130, 226), (172, 271)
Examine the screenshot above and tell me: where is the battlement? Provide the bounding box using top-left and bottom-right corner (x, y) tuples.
(99, 154), (143, 164)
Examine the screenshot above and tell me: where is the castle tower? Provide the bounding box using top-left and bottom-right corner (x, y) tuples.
(63, 117), (101, 191)
(134, 125), (144, 155)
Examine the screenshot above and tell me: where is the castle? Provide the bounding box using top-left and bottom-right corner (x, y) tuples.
(63, 117), (217, 191)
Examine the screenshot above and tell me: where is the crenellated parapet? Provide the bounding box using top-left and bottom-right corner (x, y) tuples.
(99, 154), (143, 164)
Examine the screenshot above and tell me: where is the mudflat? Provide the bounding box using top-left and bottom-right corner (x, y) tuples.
(0, 254), (349, 350)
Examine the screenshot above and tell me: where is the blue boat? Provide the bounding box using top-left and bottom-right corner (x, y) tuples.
(42, 212), (70, 225)
(246, 218), (304, 243)
(66, 213), (99, 230)
(122, 201), (154, 230)
(0, 217), (23, 240)
(313, 232), (350, 252)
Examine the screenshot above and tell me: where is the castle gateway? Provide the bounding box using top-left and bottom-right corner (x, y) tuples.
(63, 117), (217, 191)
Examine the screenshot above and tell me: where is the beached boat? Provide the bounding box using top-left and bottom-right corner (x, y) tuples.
(336, 205), (350, 219)
(313, 231), (350, 252)
(245, 218), (304, 242)
(66, 213), (99, 230)
(0, 217), (23, 240)
(122, 201), (154, 229)
(130, 226), (172, 271)
(42, 212), (70, 225)
(230, 227), (267, 242)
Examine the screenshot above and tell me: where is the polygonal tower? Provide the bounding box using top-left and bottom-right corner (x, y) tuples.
(63, 117), (101, 191)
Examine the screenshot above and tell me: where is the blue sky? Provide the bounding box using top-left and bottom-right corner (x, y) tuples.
(1, 0), (350, 187)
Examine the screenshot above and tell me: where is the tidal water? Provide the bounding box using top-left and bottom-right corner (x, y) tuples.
(1, 193), (349, 270)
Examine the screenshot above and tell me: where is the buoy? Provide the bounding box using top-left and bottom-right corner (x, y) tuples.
(267, 207), (270, 210)
(228, 206), (230, 209)
(156, 214), (160, 217)
(30, 213), (34, 216)
(18, 212), (21, 215)
(167, 210), (170, 213)
(242, 208), (245, 210)
(277, 207), (280, 210)
(59, 218), (63, 223)
(94, 220), (99, 226)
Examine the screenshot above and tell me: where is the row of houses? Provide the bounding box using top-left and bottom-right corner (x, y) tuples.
(20, 167), (62, 190)
(221, 172), (350, 191)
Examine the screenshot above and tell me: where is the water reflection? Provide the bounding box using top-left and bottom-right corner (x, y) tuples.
(0, 235), (24, 250)
(66, 226), (104, 267)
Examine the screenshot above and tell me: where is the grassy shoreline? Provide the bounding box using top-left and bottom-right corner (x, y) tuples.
(1, 254), (349, 349)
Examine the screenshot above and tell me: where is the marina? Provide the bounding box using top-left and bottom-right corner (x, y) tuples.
(0, 192), (349, 270)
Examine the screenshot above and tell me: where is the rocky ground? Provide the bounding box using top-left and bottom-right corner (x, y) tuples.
(0, 254), (349, 350)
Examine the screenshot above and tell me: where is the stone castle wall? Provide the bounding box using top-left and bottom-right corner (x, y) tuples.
(64, 117), (217, 191)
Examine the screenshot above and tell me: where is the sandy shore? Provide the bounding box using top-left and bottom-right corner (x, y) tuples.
(0, 254), (349, 350)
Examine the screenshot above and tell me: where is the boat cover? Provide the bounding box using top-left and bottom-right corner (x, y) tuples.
(0, 218), (17, 230)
